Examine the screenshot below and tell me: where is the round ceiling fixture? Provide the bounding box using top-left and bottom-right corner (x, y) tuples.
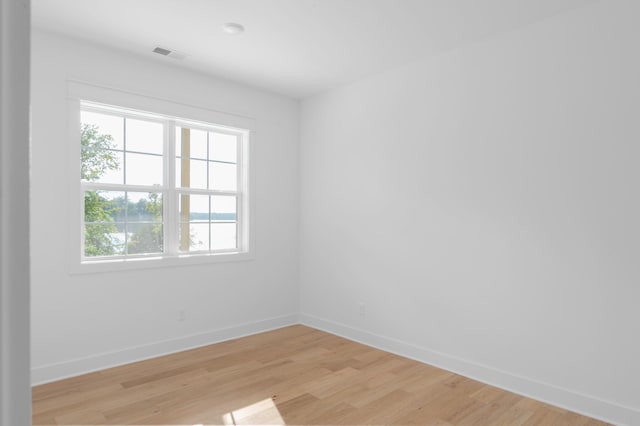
(222, 23), (245, 35)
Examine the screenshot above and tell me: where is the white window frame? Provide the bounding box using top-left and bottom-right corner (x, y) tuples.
(68, 81), (255, 273)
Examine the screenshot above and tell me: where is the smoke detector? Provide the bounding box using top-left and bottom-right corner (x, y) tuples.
(152, 46), (187, 60)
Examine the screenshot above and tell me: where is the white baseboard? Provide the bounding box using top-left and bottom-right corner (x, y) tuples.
(31, 313), (299, 386)
(300, 313), (640, 426)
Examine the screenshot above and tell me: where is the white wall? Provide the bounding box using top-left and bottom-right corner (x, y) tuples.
(30, 30), (300, 383)
(300, 1), (640, 424)
(1, 0), (31, 423)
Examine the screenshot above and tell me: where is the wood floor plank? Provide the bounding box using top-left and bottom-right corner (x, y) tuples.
(32, 325), (610, 425)
(491, 405), (535, 426)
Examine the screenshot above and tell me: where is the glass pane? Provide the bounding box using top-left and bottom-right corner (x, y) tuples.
(127, 223), (163, 254)
(179, 194), (209, 222)
(210, 132), (237, 163)
(180, 223), (209, 252)
(81, 110), (124, 150)
(176, 127), (208, 160)
(179, 194), (208, 252)
(211, 195), (236, 221)
(176, 158), (207, 189)
(209, 162), (237, 191)
(126, 192), (163, 222)
(211, 223), (237, 250)
(82, 148), (123, 184)
(178, 223), (188, 251)
(84, 191), (125, 223)
(125, 152), (163, 186)
(175, 159), (180, 187)
(125, 118), (163, 154)
(84, 223), (125, 257)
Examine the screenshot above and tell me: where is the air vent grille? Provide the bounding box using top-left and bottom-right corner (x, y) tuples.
(152, 46), (187, 60)
(153, 47), (171, 56)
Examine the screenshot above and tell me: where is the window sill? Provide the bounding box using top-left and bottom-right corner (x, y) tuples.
(70, 251), (254, 274)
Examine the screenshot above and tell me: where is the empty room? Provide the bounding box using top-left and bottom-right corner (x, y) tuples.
(1, 0), (639, 425)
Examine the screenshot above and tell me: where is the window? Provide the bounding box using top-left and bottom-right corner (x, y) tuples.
(75, 97), (252, 270)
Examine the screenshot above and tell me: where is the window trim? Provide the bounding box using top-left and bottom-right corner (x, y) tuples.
(67, 81), (255, 274)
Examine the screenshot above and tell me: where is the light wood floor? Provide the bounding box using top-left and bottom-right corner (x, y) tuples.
(33, 325), (608, 425)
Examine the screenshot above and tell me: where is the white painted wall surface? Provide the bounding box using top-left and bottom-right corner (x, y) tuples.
(30, 30), (300, 383)
(300, 1), (640, 424)
(1, 0), (31, 424)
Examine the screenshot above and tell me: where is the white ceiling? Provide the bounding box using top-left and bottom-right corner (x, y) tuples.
(32, 0), (596, 99)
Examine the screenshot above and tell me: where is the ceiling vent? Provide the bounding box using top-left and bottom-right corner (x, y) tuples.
(152, 46), (187, 60)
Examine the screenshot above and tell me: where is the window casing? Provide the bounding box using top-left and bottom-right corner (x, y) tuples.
(70, 83), (253, 272)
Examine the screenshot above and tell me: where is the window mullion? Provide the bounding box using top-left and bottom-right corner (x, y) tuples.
(81, 182), (162, 192)
(166, 120), (178, 256)
(237, 132), (244, 251)
(80, 182), (87, 261)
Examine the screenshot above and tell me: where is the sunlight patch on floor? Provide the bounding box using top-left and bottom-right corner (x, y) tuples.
(221, 398), (286, 425)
